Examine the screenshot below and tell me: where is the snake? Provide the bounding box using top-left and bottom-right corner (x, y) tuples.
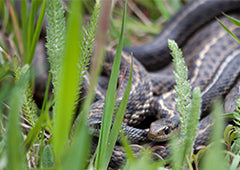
(86, 0), (240, 168)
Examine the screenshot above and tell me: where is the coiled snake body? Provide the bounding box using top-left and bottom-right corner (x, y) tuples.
(87, 0), (240, 168)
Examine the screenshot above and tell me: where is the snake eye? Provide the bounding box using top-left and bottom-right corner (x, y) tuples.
(164, 126), (170, 135)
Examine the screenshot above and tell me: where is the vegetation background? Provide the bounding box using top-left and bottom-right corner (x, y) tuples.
(0, 0), (240, 169)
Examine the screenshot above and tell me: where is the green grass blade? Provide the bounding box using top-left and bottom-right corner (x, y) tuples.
(26, 0), (36, 63)
(26, 0), (37, 61)
(42, 145), (55, 168)
(223, 13), (240, 28)
(25, 71), (53, 152)
(53, 0), (82, 165)
(0, 1), (8, 31)
(28, 0), (46, 64)
(40, 72), (52, 118)
(21, 0), (28, 60)
(202, 100), (227, 170)
(217, 18), (240, 44)
(230, 155), (240, 170)
(120, 133), (135, 165)
(62, 120), (90, 170)
(94, 1), (126, 169)
(110, 16), (131, 46)
(103, 2), (128, 167)
(104, 60), (132, 168)
(183, 87), (201, 163)
(105, 63), (131, 169)
(171, 135), (184, 170)
(169, 0), (181, 11)
(61, 1), (101, 168)
(89, 0), (111, 168)
(24, 107), (48, 151)
(7, 0), (23, 55)
(65, 0), (111, 168)
(6, 65), (30, 170)
(113, 17), (161, 35)
(153, 0), (171, 20)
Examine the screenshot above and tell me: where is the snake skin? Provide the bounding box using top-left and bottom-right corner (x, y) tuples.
(123, 0), (240, 71)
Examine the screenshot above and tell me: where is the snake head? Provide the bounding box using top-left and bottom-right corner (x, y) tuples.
(148, 118), (180, 142)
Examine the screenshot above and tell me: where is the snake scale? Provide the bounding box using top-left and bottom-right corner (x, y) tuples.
(86, 0), (240, 168)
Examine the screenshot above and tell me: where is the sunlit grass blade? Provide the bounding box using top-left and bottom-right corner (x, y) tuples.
(6, 65), (30, 170)
(62, 1), (102, 169)
(103, 2), (128, 166)
(53, 0), (82, 165)
(202, 99), (227, 170)
(64, 1), (112, 169)
(90, 0), (113, 169)
(94, 1), (127, 169)
(183, 87), (201, 163)
(217, 18), (240, 44)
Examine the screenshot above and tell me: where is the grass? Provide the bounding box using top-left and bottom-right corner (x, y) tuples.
(6, 65), (30, 170)
(94, 1), (130, 169)
(0, 0), (240, 170)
